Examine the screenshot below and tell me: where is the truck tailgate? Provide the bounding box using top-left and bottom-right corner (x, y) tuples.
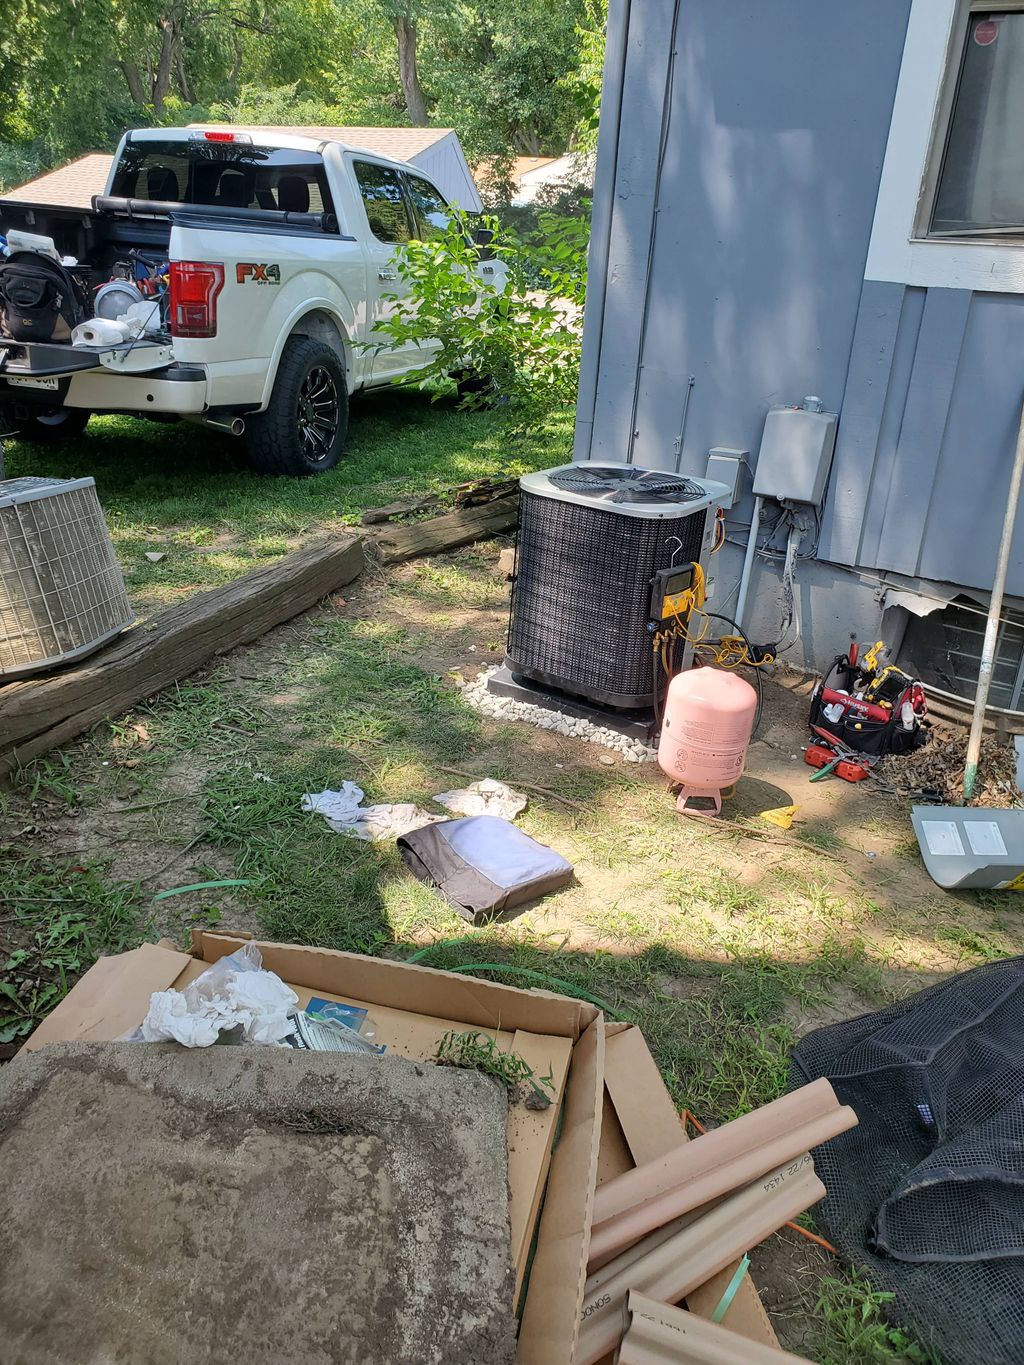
(0, 336), (174, 380)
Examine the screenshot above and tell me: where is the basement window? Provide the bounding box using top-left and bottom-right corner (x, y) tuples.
(899, 597), (1024, 710)
(923, 7), (1024, 238)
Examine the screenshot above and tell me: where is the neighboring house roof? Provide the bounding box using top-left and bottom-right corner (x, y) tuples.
(511, 156), (558, 182)
(3, 126), (482, 214)
(3, 153), (115, 209)
(473, 155), (558, 189)
(512, 152), (595, 205)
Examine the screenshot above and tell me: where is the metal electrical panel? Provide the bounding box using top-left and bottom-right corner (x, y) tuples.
(705, 448), (747, 509)
(752, 400), (838, 504)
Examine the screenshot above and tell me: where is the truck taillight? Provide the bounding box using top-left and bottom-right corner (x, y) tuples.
(169, 261), (225, 339)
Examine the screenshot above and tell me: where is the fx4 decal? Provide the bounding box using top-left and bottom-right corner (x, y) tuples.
(236, 263), (281, 285)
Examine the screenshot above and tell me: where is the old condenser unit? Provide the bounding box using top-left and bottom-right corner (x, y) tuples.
(507, 462), (728, 708)
(0, 476), (133, 678)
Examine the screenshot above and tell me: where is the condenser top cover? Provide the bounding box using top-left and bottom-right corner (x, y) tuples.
(522, 462), (730, 520)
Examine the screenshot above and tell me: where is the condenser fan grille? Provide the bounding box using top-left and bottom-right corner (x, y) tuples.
(548, 466), (705, 505)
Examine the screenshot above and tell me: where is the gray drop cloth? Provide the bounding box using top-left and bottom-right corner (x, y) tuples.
(0, 1042), (517, 1365)
(398, 814), (574, 924)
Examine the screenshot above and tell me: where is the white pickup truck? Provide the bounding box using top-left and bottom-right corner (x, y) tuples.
(0, 128), (499, 475)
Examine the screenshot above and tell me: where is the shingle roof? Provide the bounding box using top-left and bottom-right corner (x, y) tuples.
(4, 153), (115, 209)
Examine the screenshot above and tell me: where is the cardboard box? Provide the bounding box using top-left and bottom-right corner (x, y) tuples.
(25, 931), (599, 1364)
(23, 931), (778, 1360)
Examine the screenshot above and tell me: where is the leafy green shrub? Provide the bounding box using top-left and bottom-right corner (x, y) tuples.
(369, 208), (588, 429)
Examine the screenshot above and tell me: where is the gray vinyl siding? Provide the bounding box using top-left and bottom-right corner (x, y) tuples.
(409, 136), (482, 213)
(821, 283), (1024, 595)
(576, 0), (912, 479)
(578, 0), (1024, 665)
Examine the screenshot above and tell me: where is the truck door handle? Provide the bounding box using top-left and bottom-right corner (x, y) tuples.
(378, 269), (398, 281)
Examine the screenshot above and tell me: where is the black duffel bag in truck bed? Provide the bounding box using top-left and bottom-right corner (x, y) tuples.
(0, 252), (90, 343)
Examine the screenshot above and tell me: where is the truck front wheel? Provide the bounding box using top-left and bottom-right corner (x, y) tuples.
(0, 406), (91, 444)
(244, 338), (348, 477)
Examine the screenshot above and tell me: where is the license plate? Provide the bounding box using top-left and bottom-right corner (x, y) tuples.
(7, 375), (61, 391)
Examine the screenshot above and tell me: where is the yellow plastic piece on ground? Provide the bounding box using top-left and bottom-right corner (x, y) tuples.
(758, 805), (798, 830)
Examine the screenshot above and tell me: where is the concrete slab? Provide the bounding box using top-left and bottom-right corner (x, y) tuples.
(0, 1042), (517, 1365)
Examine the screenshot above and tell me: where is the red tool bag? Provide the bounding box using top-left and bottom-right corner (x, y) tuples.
(809, 649), (928, 758)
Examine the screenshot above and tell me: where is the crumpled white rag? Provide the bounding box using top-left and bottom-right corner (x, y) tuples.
(140, 948), (298, 1047)
(301, 782), (444, 842)
(433, 778), (527, 820)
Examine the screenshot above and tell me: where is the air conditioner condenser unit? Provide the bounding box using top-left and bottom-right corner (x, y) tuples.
(506, 462), (729, 709)
(0, 475), (134, 679)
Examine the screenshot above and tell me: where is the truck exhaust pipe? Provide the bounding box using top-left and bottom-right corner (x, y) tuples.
(187, 413), (245, 437)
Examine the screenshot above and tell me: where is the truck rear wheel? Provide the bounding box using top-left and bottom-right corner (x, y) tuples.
(244, 337), (348, 477)
(1, 406), (91, 444)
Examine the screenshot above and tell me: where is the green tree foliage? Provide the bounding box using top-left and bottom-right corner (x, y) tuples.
(368, 207), (588, 428)
(0, 0), (606, 189)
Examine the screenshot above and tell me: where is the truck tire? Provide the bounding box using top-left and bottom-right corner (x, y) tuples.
(244, 337), (348, 477)
(452, 368), (498, 406)
(1, 405), (91, 444)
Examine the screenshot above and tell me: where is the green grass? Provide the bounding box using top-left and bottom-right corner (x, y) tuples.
(1, 539), (1002, 1361)
(4, 391), (567, 607)
(816, 1271), (939, 1365)
(0, 854), (148, 1042)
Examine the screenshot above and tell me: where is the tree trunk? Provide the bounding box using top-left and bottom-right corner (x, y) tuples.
(393, 15), (428, 125)
(513, 128), (542, 155)
(152, 14), (178, 115)
(119, 60), (147, 107)
(227, 36), (243, 85)
(174, 46), (192, 103)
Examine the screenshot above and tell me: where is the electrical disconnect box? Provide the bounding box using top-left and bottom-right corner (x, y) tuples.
(752, 398), (837, 505)
(704, 448), (747, 509)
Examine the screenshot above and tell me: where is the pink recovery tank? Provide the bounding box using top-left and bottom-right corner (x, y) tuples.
(658, 666), (758, 815)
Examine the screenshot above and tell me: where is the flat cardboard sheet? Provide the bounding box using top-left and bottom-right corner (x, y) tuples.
(598, 1022), (778, 1350)
(22, 931), (601, 1365)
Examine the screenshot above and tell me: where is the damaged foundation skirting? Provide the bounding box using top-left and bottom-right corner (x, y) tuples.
(577, 1156), (825, 1365)
(615, 1291), (817, 1364)
(588, 1078), (855, 1270)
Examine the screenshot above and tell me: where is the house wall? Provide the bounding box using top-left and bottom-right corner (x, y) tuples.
(410, 137), (483, 212)
(576, 0), (1024, 669)
(576, 0), (912, 473)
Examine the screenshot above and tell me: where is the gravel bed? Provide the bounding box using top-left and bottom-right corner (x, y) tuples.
(461, 668), (658, 763)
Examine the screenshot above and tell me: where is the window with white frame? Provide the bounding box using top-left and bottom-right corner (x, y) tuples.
(921, 5), (1024, 239)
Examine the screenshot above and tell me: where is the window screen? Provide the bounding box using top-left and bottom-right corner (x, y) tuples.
(353, 161), (411, 243)
(930, 10), (1024, 235)
(405, 173), (450, 240)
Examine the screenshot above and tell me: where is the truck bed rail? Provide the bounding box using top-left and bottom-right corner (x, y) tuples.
(91, 196), (344, 237)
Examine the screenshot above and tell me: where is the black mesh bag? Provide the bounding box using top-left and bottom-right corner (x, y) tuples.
(791, 956), (1024, 1364)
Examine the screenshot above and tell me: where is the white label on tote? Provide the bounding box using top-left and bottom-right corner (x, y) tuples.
(921, 821), (965, 857)
(965, 822), (1008, 857)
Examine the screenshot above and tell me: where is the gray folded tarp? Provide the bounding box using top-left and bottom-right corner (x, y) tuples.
(398, 815), (573, 924)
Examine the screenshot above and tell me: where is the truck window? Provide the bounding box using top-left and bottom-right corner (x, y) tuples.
(110, 141), (333, 217)
(353, 162), (411, 244)
(404, 173), (450, 241)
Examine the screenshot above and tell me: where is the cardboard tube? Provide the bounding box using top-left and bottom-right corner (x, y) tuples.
(577, 1154), (824, 1365)
(589, 1079), (855, 1270)
(615, 1290), (819, 1364)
